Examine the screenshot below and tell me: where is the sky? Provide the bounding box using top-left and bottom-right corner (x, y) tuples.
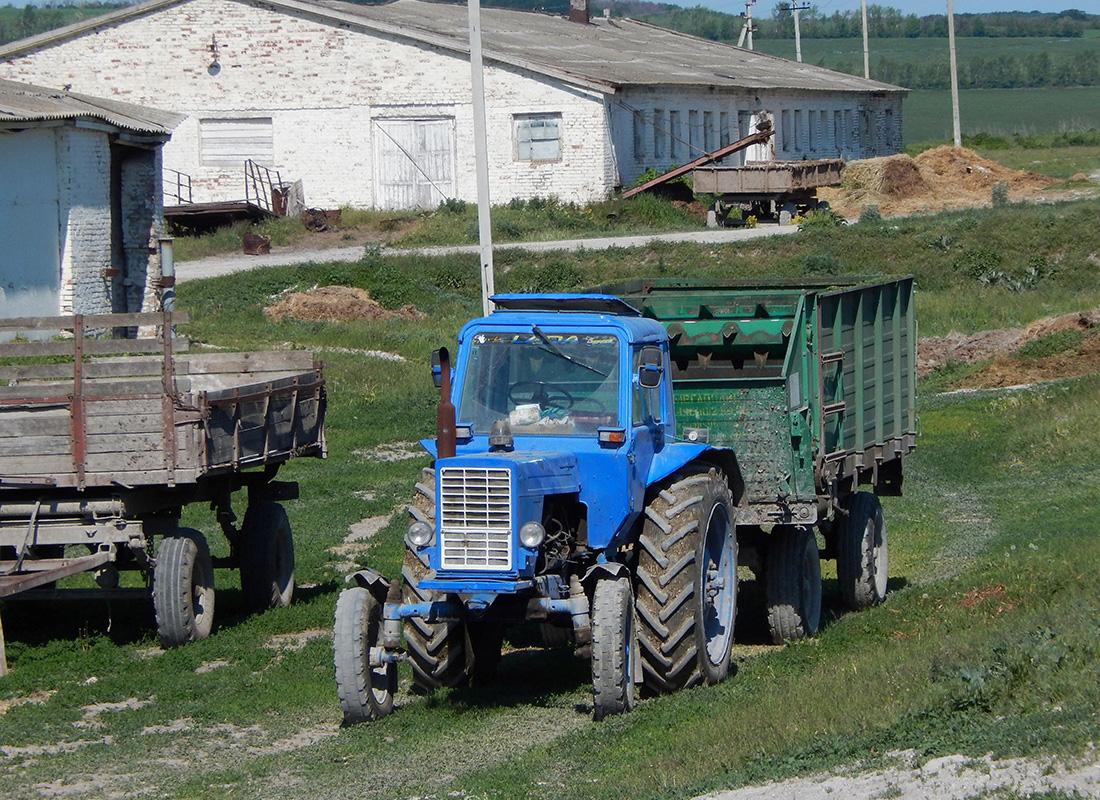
(8, 0), (1100, 15)
(680, 0), (1100, 17)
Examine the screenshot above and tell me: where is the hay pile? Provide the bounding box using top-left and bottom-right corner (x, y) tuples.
(820, 146), (1055, 217)
(264, 286), (425, 323)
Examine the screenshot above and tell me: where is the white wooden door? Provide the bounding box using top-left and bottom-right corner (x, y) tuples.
(0, 129), (61, 319)
(374, 118), (455, 210)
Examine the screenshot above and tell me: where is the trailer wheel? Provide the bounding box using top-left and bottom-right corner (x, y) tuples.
(635, 468), (737, 693)
(153, 530), (215, 648)
(837, 492), (888, 610)
(239, 501), (295, 612)
(764, 526), (822, 644)
(591, 576), (636, 721)
(333, 586), (395, 724)
(402, 467), (468, 690)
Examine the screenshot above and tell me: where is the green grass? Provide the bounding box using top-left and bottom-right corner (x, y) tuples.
(3, 198), (1100, 799)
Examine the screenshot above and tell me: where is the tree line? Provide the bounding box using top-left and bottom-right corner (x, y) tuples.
(0, 3), (127, 46)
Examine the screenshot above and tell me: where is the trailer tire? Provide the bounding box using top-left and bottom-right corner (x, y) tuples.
(402, 467), (468, 691)
(154, 530), (215, 648)
(591, 577), (636, 721)
(837, 492), (888, 610)
(764, 526), (822, 644)
(635, 468), (737, 693)
(333, 586), (395, 724)
(240, 501), (295, 612)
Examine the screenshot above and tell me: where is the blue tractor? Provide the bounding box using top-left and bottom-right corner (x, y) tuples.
(334, 294), (742, 722)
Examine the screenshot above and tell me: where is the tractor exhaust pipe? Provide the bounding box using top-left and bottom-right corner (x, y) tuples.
(436, 346), (456, 459)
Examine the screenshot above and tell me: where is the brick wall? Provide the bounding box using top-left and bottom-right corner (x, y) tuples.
(55, 127), (112, 316)
(0, 0), (615, 208)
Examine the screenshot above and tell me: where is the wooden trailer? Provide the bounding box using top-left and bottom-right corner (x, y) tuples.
(0, 311), (325, 671)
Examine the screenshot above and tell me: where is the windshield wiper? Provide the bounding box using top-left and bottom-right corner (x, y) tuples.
(531, 325), (609, 376)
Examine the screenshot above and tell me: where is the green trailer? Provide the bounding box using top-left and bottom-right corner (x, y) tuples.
(602, 276), (916, 640)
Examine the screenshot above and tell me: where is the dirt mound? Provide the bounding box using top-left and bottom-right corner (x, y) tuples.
(264, 286), (425, 323)
(919, 308), (1100, 388)
(820, 146), (1055, 217)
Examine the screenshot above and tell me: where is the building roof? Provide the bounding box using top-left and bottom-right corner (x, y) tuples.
(0, 78), (183, 135)
(0, 0), (905, 96)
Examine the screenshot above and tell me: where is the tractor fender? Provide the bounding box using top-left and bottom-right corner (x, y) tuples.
(647, 444), (745, 506)
(347, 567), (391, 604)
(581, 561), (631, 593)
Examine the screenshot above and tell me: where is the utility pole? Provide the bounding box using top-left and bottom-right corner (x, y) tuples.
(947, 0), (962, 146)
(789, 2), (810, 63)
(861, 0), (870, 79)
(738, 0), (756, 50)
(468, 0), (495, 316)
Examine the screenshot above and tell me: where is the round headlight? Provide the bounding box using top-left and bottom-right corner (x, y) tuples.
(519, 521), (546, 549)
(407, 520), (433, 547)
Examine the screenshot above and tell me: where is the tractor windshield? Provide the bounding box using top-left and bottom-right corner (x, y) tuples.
(458, 331), (620, 435)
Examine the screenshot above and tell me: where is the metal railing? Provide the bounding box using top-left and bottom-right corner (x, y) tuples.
(164, 168), (193, 205)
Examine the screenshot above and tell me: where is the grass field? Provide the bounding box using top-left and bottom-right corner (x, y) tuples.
(752, 34), (1100, 68)
(903, 86), (1100, 146)
(1, 198), (1100, 799)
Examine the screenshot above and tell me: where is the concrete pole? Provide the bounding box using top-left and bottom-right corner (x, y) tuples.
(468, 0), (495, 316)
(746, 0), (754, 50)
(793, 4), (802, 63)
(947, 0), (963, 147)
(861, 0), (870, 79)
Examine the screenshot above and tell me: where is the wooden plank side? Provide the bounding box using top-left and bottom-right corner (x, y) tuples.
(0, 377), (192, 401)
(183, 351), (317, 375)
(0, 338), (189, 359)
(0, 311), (189, 331)
(0, 356), (176, 382)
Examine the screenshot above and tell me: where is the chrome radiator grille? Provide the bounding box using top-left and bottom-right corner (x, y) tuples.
(438, 467), (512, 570)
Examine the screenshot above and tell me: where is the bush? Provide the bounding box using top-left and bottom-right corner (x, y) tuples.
(859, 204), (883, 224)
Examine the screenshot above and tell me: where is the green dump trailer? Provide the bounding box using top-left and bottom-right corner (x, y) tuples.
(603, 276), (916, 640)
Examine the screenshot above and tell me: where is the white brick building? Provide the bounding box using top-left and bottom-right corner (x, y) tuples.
(0, 0), (905, 210)
(0, 79), (180, 319)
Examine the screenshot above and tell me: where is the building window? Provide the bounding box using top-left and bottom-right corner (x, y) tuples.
(653, 109), (666, 161)
(669, 110), (682, 161)
(514, 113), (561, 161)
(781, 109), (791, 151)
(688, 110), (701, 157)
(199, 117), (273, 166)
(633, 110), (645, 162)
(808, 110), (817, 152)
(703, 111), (715, 152)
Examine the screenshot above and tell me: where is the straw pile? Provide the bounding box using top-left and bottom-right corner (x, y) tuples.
(264, 286), (425, 323)
(819, 146), (1056, 217)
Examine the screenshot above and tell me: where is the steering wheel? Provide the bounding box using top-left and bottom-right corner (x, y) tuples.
(508, 380), (575, 410)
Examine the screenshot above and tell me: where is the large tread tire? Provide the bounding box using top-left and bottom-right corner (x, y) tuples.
(402, 466), (468, 690)
(333, 586), (395, 724)
(591, 577), (636, 721)
(239, 500), (295, 612)
(837, 491), (888, 611)
(635, 467), (737, 694)
(764, 526), (822, 644)
(154, 529), (215, 648)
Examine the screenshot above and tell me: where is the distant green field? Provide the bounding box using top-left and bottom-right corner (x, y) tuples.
(902, 87), (1100, 144)
(751, 34), (1100, 71)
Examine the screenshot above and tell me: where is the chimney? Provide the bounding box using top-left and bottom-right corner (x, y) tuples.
(569, 0), (589, 25)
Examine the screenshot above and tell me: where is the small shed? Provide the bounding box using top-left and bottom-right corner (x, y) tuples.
(0, 78), (181, 319)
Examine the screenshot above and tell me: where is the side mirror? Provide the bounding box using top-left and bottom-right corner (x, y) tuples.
(638, 345), (664, 389)
(431, 348), (443, 389)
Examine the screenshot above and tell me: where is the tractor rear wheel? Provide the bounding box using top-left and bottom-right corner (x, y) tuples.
(635, 468), (737, 693)
(402, 467), (468, 690)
